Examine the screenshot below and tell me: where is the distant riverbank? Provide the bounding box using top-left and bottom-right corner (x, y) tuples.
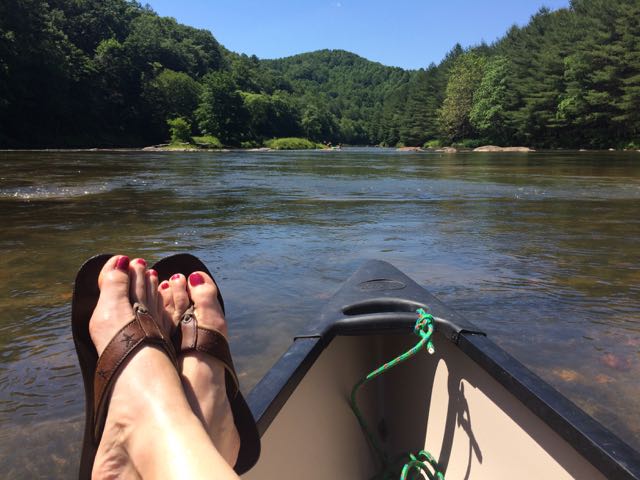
(3, 146), (640, 153)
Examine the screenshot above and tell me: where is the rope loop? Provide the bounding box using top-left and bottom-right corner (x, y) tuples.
(400, 450), (445, 480)
(349, 308), (444, 479)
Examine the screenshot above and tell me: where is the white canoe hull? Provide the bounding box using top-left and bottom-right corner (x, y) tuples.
(244, 261), (639, 479)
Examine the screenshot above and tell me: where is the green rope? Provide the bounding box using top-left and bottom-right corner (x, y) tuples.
(349, 308), (445, 480)
(400, 450), (444, 480)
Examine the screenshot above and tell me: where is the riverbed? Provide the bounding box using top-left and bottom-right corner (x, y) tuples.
(0, 148), (638, 477)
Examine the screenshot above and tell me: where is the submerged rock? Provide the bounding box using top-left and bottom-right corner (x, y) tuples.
(594, 374), (615, 384)
(435, 147), (457, 153)
(142, 144), (202, 152)
(600, 353), (632, 371)
(551, 368), (581, 382)
(473, 145), (500, 152)
(473, 145), (534, 152)
(503, 146), (535, 152)
(396, 146), (422, 152)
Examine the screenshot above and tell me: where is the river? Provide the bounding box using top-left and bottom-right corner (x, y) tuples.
(0, 148), (639, 477)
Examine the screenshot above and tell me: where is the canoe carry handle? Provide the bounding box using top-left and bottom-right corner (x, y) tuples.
(337, 298), (484, 343)
(342, 298), (425, 316)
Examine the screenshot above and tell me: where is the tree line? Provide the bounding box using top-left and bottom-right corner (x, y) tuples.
(1, 0), (639, 148)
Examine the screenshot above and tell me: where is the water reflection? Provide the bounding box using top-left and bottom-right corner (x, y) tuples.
(0, 149), (639, 476)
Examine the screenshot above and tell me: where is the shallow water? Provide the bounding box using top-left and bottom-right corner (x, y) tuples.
(0, 148), (639, 476)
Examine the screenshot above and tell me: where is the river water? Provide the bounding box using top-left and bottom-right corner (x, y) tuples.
(0, 148), (639, 477)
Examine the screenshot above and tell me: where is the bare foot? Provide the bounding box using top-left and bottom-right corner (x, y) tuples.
(159, 271), (241, 467)
(87, 256), (222, 479)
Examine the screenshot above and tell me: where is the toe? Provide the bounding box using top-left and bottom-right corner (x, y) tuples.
(97, 255), (131, 298)
(146, 269), (160, 317)
(170, 274), (191, 321)
(91, 255), (134, 355)
(159, 279), (177, 329)
(186, 271), (227, 336)
(129, 258), (148, 306)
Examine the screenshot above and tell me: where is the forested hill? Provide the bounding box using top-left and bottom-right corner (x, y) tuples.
(1, 0), (639, 149)
(263, 50), (410, 144)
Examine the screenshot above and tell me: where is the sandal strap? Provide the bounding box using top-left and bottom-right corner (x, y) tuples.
(177, 305), (240, 398)
(93, 303), (177, 441)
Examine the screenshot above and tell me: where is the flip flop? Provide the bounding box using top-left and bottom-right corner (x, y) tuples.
(72, 254), (178, 479)
(152, 253), (261, 475)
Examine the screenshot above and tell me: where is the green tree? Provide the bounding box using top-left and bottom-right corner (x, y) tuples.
(124, 13), (224, 78)
(438, 51), (486, 142)
(497, 7), (579, 146)
(241, 91), (300, 140)
(554, 1), (623, 146)
(196, 71), (247, 145)
(610, 0), (640, 144)
(167, 117), (191, 143)
(230, 54), (262, 92)
(47, 0), (141, 54)
(142, 68), (201, 137)
(470, 56), (514, 143)
(301, 103), (337, 141)
(399, 65), (441, 146)
(0, 0), (91, 146)
(269, 92), (301, 137)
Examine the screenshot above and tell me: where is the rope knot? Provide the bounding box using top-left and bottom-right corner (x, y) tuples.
(415, 308), (435, 354)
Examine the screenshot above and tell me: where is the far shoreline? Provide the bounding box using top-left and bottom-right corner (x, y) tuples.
(2, 146), (640, 153)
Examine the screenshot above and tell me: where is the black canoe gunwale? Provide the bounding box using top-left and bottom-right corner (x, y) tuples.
(246, 260), (640, 480)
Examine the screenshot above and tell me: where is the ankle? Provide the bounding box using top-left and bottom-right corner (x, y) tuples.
(179, 354), (240, 466)
(101, 347), (187, 450)
(125, 407), (195, 475)
(180, 354), (227, 416)
(108, 352), (204, 477)
(125, 399), (235, 479)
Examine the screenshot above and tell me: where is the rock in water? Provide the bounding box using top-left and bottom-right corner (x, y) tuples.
(396, 146), (422, 152)
(435, 147), (457, 153)
(473, 145), (534, 152)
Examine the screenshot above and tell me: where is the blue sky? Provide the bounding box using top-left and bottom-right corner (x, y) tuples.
(145, 0), (571, 69)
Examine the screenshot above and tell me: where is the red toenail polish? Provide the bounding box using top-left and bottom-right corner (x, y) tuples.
(116, 256), (130, 271)
(189, 273), (204, 286)
(171, 274), (181, 281)
(136, 258), (147, 266)
(160, 281), (170, 289)
(147, 269), (157, 277)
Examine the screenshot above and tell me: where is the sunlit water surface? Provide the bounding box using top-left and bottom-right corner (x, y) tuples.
(0, 149), (639, 477)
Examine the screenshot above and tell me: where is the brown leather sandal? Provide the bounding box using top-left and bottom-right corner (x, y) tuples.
(152, 254), (260, 475)
(175, 304), (241, 397)
(72, 254), (177, 480)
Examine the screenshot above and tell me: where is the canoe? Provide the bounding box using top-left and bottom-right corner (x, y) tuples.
(243, 260), (640, 479)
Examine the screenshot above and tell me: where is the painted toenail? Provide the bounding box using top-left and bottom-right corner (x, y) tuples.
(136, 258), (147, 266)
(160, 281), (170, 289)
(171, 274), (181, 281)
(189, 273), (205, 286)
(147, 269), (157, 277)
(116, 256), (130, 271)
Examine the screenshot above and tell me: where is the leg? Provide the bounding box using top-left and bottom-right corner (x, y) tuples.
(159, 272), (241, 466)
(89, 256), (239, 479)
